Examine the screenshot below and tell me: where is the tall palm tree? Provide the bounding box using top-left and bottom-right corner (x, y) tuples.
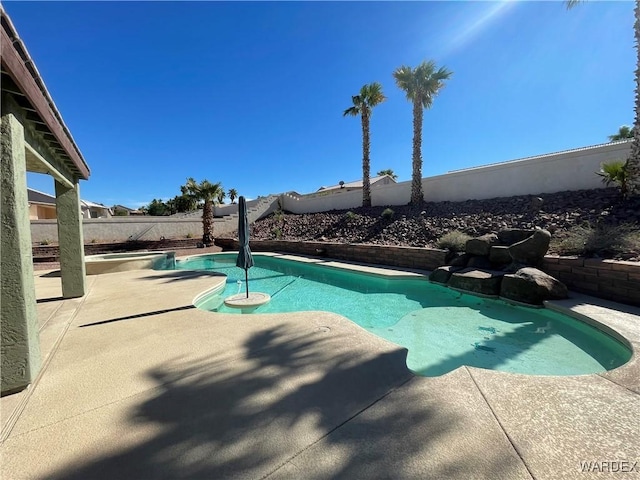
(343, 82), (386, 207)
(608, 125), (634, 142)
(568, 0), (640, 196)
(182, 177), (224, 244)
(393, 61), (452, 205)
(228, 188), (238, 204)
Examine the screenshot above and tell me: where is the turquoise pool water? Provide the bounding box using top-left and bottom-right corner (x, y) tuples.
(171, 253), (632, 377)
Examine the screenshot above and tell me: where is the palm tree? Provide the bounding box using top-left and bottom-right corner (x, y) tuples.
(608, 125), (634, 142)
(228, 188), (238, 204)
(393, 61), (452, 205)
(217, 190), (226, 204)
(376, 169), (398, 180)
(568, 0), (640, 196)
(343, 82), (386, 207)
(182, 177), (224, 244)
(597, 159), (630, 198)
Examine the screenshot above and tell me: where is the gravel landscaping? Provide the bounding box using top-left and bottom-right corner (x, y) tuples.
(251, 188), (640, 260)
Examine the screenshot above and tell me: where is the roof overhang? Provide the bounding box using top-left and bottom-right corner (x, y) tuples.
(1, 7), (90, 181)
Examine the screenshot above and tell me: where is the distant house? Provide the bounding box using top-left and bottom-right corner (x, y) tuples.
(112, 205), (144, 216)
(28, 188), (111, 219)
(316, 175), (396, 195)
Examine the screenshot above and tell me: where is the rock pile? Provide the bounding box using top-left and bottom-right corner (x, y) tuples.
(429, 228), (568, 305)
(251, 188), (639, 259)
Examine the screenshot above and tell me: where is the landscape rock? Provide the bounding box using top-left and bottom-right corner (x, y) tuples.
(508, 229), (551, 266)
(249, 188), (638, 261)
(448, 268), (504, 296)
(467, 255), (493, 269)
(429, 266), (463, 284)
(449, 253), (471, 267)
(497, 229), (535, 245)
(500, 267), (569, 305)
(465, 234), (499, 256)
(489, 246), (512, 265)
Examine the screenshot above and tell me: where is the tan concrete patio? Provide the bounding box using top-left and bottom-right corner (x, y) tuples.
(2, 259), (639, 479)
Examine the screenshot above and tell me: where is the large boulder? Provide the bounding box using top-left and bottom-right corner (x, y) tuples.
(489, 246), (512, 265)
(508, 229), (551, 266)
(467, 255), (493, 269)
(465, 234), (499, 256)
(497, 229), (535, 245)
(500, 267), (568, 305)
(429, 266), (463, 284)
(448, 268), (504, 296)
(449, 253), (471, 267)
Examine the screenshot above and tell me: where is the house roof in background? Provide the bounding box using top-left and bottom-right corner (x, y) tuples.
(317, 175), (396, 192)
(27, 188), (108, 210)
(27, 188), (56, 205)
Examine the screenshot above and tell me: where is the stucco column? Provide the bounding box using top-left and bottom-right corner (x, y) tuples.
(55, 180), (86, 298)
(1, 111), (42, 395)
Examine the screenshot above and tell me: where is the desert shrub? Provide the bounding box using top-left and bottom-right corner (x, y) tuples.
(437, 231), (472, 252)
(344, 211), (357, 221)
(40, 239), (50, 245)
(185, 232), (193, 239)
(381, 208), (394, 219)
(551, 223), (640, 257)
(272, 227), (282, 240)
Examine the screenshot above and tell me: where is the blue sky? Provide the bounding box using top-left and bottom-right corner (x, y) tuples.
(5, 1), (634, 208)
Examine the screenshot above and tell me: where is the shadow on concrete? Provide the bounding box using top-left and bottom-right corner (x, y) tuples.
(36, 296), (65, 304)
(39, 270), (61, 278)
(78, 305), (197, 328)
(139, 270), (226, 283)
(41, 324), (525, 479)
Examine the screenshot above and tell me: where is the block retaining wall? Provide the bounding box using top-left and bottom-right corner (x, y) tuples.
(216, 239), (640, 307)
(215, 238), (448, 272)
(542, 256), (640, 307)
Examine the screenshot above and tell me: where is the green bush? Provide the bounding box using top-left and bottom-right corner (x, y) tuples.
(272, 227), (282, 240)
(344, 211), (357, 220)
(437, 231), (472, 252)
(381, 208), (394, 219)
(551, 223), (640, 257)
(597, 159), (630, 198)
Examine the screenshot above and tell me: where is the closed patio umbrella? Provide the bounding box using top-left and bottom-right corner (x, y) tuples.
(236, 196), (254, 298)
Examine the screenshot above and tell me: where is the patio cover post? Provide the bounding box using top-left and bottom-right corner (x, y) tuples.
(1, 109), (42, 395)
(55, 180), (86, 298)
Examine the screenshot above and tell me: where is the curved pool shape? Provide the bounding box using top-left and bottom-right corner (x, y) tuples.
(86, 251), (175, 275)
(170, 253), (632, 377)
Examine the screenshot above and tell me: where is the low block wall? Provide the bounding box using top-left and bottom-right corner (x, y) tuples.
(216, 239), (639, 307)
(542, 256), (640, 307)
(215, 238), (448, 271)
(30, 217), (237, 244)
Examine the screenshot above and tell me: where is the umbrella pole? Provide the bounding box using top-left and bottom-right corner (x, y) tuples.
(245, 269), (249, 298)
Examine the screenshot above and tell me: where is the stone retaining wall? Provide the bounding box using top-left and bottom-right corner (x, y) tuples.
(216, 239), (640, 306)
(215, 238), (448, 271)
(541, 256), (640, 306)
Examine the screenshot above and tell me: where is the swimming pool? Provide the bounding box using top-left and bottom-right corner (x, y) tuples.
(171, 253), (632, 377)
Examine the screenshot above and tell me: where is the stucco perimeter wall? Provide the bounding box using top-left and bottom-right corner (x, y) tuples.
(423, 141), (631, 202)
(31, 217), (238, 244)
(282, 141), (631, 213)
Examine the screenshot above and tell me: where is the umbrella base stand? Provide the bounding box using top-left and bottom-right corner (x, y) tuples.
(224, 292), (271, 312)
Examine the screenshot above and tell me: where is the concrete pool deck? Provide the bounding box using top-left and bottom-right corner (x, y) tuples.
(2, 260), (639, 479)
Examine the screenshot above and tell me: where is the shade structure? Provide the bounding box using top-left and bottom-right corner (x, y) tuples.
(236, 196), (254, 298)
